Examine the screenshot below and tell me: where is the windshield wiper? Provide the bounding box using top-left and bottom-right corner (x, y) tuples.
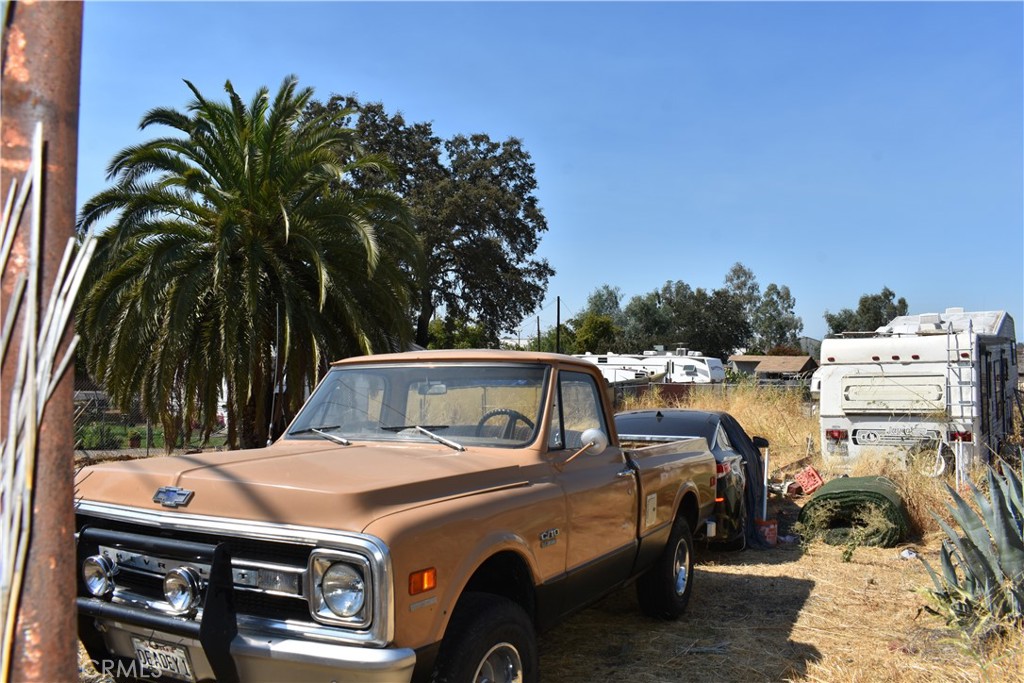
(413, 426), (464, 452)
(382, 423), (462, 450)
(291, 425), (351, 446)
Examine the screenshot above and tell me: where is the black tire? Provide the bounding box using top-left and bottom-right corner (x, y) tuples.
(636, 515), (695, 620)
(432, 592), (538, 683)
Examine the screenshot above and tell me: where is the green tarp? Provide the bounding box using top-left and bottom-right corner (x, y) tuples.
(797, 475), (911, 547)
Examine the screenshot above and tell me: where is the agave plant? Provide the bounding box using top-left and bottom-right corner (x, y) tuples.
(920, 461), (1024, 633)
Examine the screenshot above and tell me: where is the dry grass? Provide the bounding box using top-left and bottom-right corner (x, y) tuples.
(540, 542), (1023, 682)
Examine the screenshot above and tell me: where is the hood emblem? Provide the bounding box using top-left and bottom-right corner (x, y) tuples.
(153, 486), (194, 508)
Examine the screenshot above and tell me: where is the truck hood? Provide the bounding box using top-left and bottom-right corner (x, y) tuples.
(74, 440), (529, 532)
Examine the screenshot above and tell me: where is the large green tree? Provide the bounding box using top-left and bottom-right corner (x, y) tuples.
(751, 284), (803, 352)
(670, 286), (751, 360)
(572, 313), (619, 354)
(723, 262), (760, 348)
(578, 284), (625, 325)
(824, 286), (908, 335)
(621, 291), (673, 351)
(307, 97), (554, 347)
(569, 285), (624, 353)
(77, 77), (421, 449)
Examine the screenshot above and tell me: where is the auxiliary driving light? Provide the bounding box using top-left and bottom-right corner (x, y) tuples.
(163, 566), (204, 614)
(82, 555), (116, 596)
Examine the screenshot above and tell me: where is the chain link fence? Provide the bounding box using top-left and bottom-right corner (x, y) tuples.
(74, 377), (227, 461)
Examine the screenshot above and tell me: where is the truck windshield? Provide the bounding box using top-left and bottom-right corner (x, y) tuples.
(287, 363), (549, 448)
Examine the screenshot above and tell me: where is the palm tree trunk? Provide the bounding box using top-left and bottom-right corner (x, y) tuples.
(226, 379), (237, 449)
(239, 396), (260, 449)
(415, 289), (434, 348)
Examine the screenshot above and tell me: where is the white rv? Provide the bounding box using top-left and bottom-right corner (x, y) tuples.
(574, 349), (726, 385)
(817, 308), (1018, 469)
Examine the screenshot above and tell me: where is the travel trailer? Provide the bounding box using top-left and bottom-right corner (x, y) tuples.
(816, 308), (1018, 471)
(575, 349), (726, 385)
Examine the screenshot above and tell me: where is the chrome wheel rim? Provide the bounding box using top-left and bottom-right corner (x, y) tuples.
(672, 537), (690, 596)
(473, 642), (523, 683)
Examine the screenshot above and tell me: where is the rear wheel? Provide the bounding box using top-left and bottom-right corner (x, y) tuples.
(432, 592), (537, 683)
(636, 515), (694, 620)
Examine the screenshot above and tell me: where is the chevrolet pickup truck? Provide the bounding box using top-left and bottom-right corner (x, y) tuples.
(75, 350), (717, 683)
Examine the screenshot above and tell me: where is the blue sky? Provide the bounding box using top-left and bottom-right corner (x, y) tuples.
(77, 1), (1023, 343)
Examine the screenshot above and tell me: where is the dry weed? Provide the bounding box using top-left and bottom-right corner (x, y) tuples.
(540, 543), (1023, 682)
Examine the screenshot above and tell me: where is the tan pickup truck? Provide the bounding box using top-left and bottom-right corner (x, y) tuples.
(76, 350), (717, 683)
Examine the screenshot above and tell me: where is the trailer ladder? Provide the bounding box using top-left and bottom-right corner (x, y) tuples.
(945, 319), (976, 423)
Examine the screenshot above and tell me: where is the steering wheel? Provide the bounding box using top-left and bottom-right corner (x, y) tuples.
(476, 409), (535, 440)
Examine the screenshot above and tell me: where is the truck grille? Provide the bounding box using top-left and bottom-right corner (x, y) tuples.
(75, 502), (394, 648)
(76, 512), (313, 623)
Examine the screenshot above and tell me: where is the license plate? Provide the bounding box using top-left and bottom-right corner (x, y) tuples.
(131, 637), (195, 682)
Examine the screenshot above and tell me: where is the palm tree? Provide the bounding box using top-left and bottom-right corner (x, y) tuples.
(77, 76), (421, 449)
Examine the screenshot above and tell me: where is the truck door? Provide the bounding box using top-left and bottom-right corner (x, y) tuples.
(549, 370), (637, 587)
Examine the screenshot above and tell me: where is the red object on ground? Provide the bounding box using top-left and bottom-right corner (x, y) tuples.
(755, 518), (778, 546)
(795, 466), (824, 495)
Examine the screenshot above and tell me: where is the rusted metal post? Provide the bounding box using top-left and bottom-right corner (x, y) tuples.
(1, 1), (83, 680)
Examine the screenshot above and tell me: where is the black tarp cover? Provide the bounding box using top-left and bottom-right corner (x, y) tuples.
(718, 413), (772, 550)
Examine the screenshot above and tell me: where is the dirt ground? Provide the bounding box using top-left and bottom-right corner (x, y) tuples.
(538, 501), (1022, 683)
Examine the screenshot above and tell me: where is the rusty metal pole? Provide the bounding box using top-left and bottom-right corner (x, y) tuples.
(1, 1), (83, 680)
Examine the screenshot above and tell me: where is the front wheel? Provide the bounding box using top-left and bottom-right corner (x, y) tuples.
(636, 515), (695, 619)
(432, 592), (537, 683)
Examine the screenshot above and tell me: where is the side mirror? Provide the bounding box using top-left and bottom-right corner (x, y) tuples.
(752, 436), (769, 449)
(579, 428), (608, 456)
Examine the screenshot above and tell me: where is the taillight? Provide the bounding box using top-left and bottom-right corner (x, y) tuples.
(825, 429), (848, 441)
(715, 462), (731, 478)
(949, 431), (972, 442)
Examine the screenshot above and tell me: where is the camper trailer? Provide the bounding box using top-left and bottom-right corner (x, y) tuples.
(575, 349), (726, 385)
(817, 308), (1018, 470)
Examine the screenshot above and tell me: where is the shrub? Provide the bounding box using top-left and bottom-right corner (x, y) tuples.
(920, 462), (1024, 638)
(78, 422), (123, 450)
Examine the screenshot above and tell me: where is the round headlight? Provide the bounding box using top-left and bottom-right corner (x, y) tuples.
(82, 555), (116, 596)
(163, 566), (203, 614)
(321, 563), (365, 618)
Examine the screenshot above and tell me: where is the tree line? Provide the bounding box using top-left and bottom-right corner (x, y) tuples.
(502, 278), (909, 360)
(75, 75), (908, 450)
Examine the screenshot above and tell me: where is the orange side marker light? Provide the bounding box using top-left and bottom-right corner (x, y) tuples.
(409, 568), (437, 595)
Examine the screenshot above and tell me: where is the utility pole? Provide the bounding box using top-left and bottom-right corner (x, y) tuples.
(556, 297), (561, 354)
(1, 1), (84, 680)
